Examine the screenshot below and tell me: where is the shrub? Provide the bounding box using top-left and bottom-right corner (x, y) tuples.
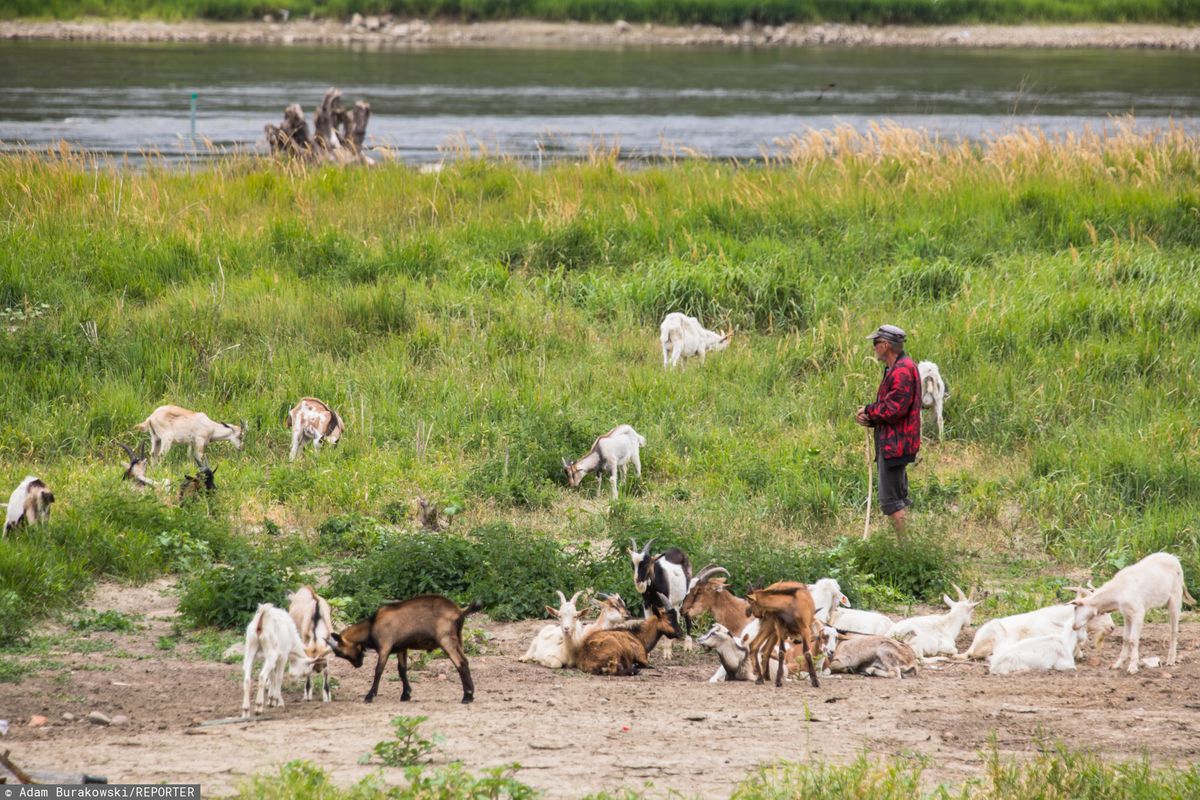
(177, 546), (306, 630)
(71, 609), (140, 634)
(362, 716), (442, 768)
(847, 534), (958, 602)
(316, 513), (386, 556)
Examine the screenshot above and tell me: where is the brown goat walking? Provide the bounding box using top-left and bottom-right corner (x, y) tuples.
(576, 598), (681, 676)
(745, 582), (821, 688)
(326, 595), (480, 704)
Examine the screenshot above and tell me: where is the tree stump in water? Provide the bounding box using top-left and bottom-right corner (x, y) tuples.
(265, 88), (372, 163)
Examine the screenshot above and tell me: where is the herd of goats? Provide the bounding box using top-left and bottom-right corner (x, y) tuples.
(0, 313), (1193, 717)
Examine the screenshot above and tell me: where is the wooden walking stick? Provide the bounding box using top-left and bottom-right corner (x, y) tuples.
(863, 428), (873, 539)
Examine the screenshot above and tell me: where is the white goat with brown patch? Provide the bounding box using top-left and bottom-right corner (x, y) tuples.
(118, 443), (163, 490)
(4, 476), (54, 534)
(563, 425), (645, 500)
(285, 397), (344, 461)
(1069, 552), (1195, 674)
(287, 586), (334, 702)
(136, 405), (244, 467)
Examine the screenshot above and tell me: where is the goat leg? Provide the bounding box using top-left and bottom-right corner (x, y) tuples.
(396, 649), (412, 701)
(365, 650), (389, 703)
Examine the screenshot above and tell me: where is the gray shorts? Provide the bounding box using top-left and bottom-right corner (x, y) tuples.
(877, 450), (912, 516)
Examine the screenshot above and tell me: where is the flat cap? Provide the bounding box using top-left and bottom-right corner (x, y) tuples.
(866, 324), (906, 344)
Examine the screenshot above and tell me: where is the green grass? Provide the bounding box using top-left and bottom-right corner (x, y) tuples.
(4, 0), (1200, 25)
(0, 124), (1198, 641)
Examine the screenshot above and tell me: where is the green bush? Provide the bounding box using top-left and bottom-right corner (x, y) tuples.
(847, 533), (958, 602)
(362, 716), (442, 767)
(316, 513), (387, 556)
(177, 546), (306, 629)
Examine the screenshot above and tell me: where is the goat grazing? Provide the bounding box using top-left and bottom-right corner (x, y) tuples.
(987, 619), (1077, 676)
(888, 584), (980, 658)
(178, 462), (217, 502)
(917, 361), (947, 440)
(826, 634), (918, 679)
(575, 596), (681, 676)
(630, 538), (692, 658)
(659, 312), (731, 369)
(326, 595), (480, 703)
(241, 604), (315, 717)
(4, 476), (54, 534)
(286, 397), (344, 461)
(137, 405), (244, 466)
(119, 443), (162, 490)
(745, 582), (822, 688)
(563, 425), (645, 500)
(287, 586), (334, 702)
(1070, 552), (1195, 673)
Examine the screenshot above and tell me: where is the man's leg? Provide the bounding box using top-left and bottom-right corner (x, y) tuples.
(888, 507), (907, 533)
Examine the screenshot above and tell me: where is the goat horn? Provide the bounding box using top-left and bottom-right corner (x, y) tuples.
(641, 538), (654, 557)
(569, 590), (583, 606)
(693, 564), (730, 584)
(118, 442), (135, 460)
(596, 592), (610, 600)
(555, 590), (567, 606)
(951, 582), (967, 601)
(1086, 580), (1097, 590)
(629, 538), (639, 553)
(656, 592), (671, 608)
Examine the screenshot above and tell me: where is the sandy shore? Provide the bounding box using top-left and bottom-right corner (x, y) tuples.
(2, 17), (1200, 50)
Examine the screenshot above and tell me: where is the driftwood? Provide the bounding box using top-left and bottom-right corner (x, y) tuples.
(0, 750), (107, 785)
(267, 87), (372, 163)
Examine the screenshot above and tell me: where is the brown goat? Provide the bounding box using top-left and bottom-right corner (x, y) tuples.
(326, 595), (480, 704)
(745, 582), (821, 688)
(681, 568), (752, 636)
(576, 597), (681, 676)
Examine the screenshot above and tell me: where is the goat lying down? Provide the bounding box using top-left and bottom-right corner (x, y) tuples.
(988, 619), (1077, 676)
(827, 634), (919, 679)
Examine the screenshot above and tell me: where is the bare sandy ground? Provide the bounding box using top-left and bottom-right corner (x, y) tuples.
(2, 18), (1199, 50)
(2, 579), (1199, 797)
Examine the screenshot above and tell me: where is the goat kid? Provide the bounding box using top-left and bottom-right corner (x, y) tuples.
(745, 582), (822, 688)
(697, 623), (792, 683)
(630, 538), (692, 658)
(1070, 552), (1195, 673)
(917, 361), (948, 440)
(4, 476), (54, 534)
(286, 397), (344, 461)
(242, 604), (316, 717)
(563, 425), (645, 500)
(287, 585), (334, 702)
(888, 584), (980, 658)
(137, 405), (244, 466)
(326, 595), (479, 703)
(659, 312), (731, 369)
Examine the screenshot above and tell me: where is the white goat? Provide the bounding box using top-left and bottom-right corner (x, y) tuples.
(917, 360), (947, 440)
(242, 604), (315, 717)
(888, 584), (980, 658)
(520, 590), (583, 669)
(830, 607), (894, 636)
(1070, 552), (1195, 674)
(659, 312), (731, 369)
(961, 600), (1113, 661)
(285, 397), (344, 461)
(987, 619), (1077, 676)
(137, 405), (244, 466)
(4, 476), (54, 534)
(562, 425), (645, 500)
(808, 578), (850, 625)
(287, 586), (334, 702)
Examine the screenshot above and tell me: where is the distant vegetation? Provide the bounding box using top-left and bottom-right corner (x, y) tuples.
(4, 0), (1200, 25)
(0, 123), (1198, 645)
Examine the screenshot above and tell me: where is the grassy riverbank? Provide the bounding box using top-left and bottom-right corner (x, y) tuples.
(1, 123), (1198, 642)
(4, 0), (1200, 25)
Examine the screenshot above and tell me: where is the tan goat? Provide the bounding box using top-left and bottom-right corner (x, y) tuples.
(745, 582), (822, 688)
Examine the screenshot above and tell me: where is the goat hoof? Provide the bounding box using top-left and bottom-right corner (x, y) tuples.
(400, 693), (411, 702)
(363, 694), (375, 704)
(461, 695), (474, 704)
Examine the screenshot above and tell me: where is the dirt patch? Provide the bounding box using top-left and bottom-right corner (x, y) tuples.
(3, 583), (1199, 797)
(2, 19), (1200, 51)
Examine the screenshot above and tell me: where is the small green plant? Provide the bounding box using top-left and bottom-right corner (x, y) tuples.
(155, 635), (178, 651)
(71, 609), (141, 633)
(0, 657), (29, 683)
(189, 629), (242, 663)
(362, 716), (443, 767)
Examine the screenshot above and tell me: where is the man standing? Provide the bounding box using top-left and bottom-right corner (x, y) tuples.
(856, 324), (921, 532)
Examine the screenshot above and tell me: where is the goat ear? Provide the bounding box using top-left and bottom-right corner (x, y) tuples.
(545, 606), (560, 618)
(329, 632), (342, 644)
(839, 593), (850, 607)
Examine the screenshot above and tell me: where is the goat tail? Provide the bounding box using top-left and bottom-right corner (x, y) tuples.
(250, 603), (272, 636)
(1184, 584), (1197, 607)
(284, 412), (292, 429)
(462, 600), (484, 617)
(135, 418), (152, 432)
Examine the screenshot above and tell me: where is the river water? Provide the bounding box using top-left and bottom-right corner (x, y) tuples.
(0, 41), (1197, 163)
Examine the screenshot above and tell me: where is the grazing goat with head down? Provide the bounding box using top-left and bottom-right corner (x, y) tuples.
(285, 397), (344, 461)
(241, 603), (317, 717)
(563, 425), (645, 500)
(659, 312), (732, 369)
(4, 476), (54, 535)
(287, 585), (334, 702)
(137, 405), (244, 467)
(326, 595), (480, 703)
(630, 538), (693, 658)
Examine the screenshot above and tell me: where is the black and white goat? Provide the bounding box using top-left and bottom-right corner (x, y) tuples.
(5, 476), (54, 534)
(119, 443), (163, 490)
(629, 538), (692, 658)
